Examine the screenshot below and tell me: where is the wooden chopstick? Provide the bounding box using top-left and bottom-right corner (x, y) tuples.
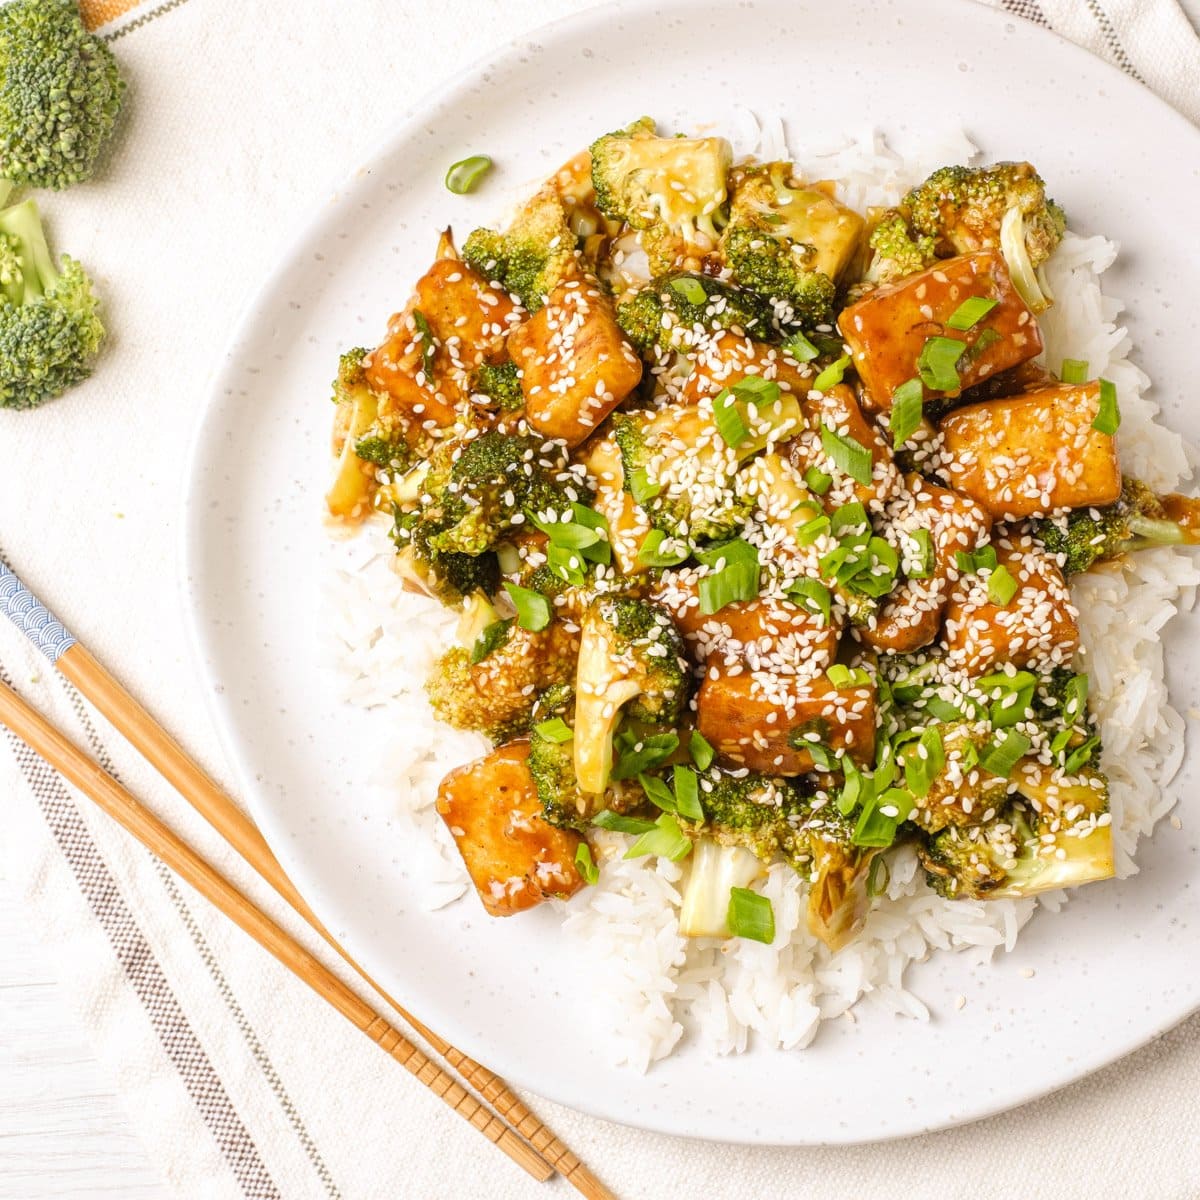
(0, 678), (553, 1184)
(56, 644), (610, 1199)
(0, 559), (613, 1199)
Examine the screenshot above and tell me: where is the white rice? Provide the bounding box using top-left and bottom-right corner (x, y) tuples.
(323, 123), (1198, 1072)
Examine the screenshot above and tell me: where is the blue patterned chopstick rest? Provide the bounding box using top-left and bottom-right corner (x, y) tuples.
(0, 560), (77, 663)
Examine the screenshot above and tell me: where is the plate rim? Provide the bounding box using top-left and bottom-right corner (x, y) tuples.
(179, 0), (1200, 1145)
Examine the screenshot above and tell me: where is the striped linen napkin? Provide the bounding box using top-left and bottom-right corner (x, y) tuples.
(2, 2), (1199, 1198)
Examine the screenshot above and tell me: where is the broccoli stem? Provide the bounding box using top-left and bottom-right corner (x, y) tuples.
(1126, 513), (1187, 547)
(0, 198), (58, 301)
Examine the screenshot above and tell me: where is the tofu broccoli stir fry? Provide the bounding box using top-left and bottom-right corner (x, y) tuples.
(325, 119), (1200, 952)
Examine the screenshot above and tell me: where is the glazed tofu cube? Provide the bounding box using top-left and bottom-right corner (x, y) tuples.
(436, 741), (585, 917)
(857, 474), (992, 653)
(508, 279), (643, 447)
(696, 670), (876, 774)
(838, 251), (1042, 411)
(365, 257), (519, 428)
(579, 432), (650, 576)
(651, 576), (840, 670)
(785, 384), (903, 514)
(937, 381), (1122, 520)
(943, 533), (1079, 674)
(679, 330), (813, 406)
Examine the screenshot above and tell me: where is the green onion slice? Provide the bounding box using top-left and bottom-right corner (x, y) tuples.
(639, 772), (678, 813)
(787, 577), (831, 625)
(689, 730), (715, 771)
(592, 810), (657, 834)
(546, 543), (587, 586)
(781, 331), (820, 362)
(713, 386), (750, 447)
(1062, 673), (1089, 725)
(917, 335), (964, 392)
(955, 545), (998, 575)
(866, 854), (890, 898)
(673, 765), (703, 821)
(821, 425), (873, 486)
(1093, 378), (1120, 435)
(1061, 358), (1089, 385)
(1063, 735), (1101, 775)
(574, 842), (599, 885)
(979, 729), (1030, 777)
(624, 812), (692, 861)
(889, 377), (924, 448)
(946, 295), (999, 331)
(533, 717), (573, 743)
(987, 563), (1019, 606)
(804, 466), (833, 495)
(727, 887), (775, 943)
(813, 354), (851, 392)
(670, 276), (709, 305)
(628, 466), (662, 505)
(907, 528), (935, 579)
(637, 529), (689, 568)
(612, 731), (679, 780)
(826, 664), (871, 688)
(470, 617), (513, 665)
(903, 726), (945, 799)
(445, 155), (493, 194)
(503, 582), (551, 631)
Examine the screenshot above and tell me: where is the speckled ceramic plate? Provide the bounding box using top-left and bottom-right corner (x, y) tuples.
(182, 0), (1200, 1144)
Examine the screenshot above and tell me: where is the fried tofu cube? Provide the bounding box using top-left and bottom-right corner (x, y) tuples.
(679, 330), (812, 406)
(943, 533), (1079, 674)
(937, 381), (1122, 520)
(838, 251), (1042, 411)
(436, 741), (586, 917)
(365, 257), (519, 428)
(508, 279), (643, 447)
(696, 670), (876, 775)
(857, 474), (992, 653)
(579, 432), (650, 576)
(785, 384), (903, 514)
(652, 576), (840, 671)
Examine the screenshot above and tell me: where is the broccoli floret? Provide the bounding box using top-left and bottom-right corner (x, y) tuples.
(392, 507), (500, 605)
(865, 162), (1065, 305)
(864, 211), (937, 285)
(0, 0), (124, 191)
(0, 196), (102, 410)
(572, 597), (689, 795)
(616, 272), (773, 356)
(403, 429), (588, 559)
(590, 117), (731, 265)
(719, 164), (863, 327)
(424, 647), (530, 742)
(1032, 478), (1195, 575)
(461, 188), (577, 313)
(470, 360), (524, 411)
(919, 763), (1113, 900)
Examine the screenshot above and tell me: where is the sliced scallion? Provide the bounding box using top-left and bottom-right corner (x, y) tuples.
(574, 842), (599, 885)
(821, 424), (873, 486)
(1093, 378), (1120, 435)
(946, 295), (998, 331)
(889, 377), (924, 448)
(445, 155), (493, 194)
(727, 887), (775, 943)
(1061, 358), (1089, 385)
(987, 563), (1019, 606)
(812, 353), (851, 391)
(917, 335), (964, 392)
(503, 582), (551, 631)
(533, 717), (573, 743)
(689, 730), (715, 771)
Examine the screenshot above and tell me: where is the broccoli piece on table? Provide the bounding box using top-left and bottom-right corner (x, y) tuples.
(470, 360), (524, 411)
(616, 271), (773, 356)
(865, 162), (1065, 309)
(572, 597), (689, 796)
(0, 196), (103, 410)
(462, 188), (577, 313)
(719, 164), (863, 327)
(1032, 478), (1196, 575)
(0, 0), (125, 191)
(590, 116), (731, 268)
(919, 762), (1113, 900)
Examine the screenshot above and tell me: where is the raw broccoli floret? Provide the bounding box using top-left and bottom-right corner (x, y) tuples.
(461, 188), (577, 312)
(0, 0), (125, 190)
(0, 196), (102, 410)
(865, 162), (1065, 308)
(1032, 478), (1195, 575)
(616, 271), (773, 355)
(919, 764), (1113, 899)
(470, 360), (524, 411)
(719, 164), (863, 327)
(590, 116), (731, 265)
(572, 597), (689, 795)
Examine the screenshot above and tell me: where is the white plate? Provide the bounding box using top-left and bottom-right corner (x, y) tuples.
(182, 0), (1200, 1144)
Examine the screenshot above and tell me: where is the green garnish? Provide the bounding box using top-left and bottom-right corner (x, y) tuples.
(445, 155), (493, 194)
(673, 765), (704, 821)
(907, 528), (935, 579)
(697, 539), (760, 614)
(903, 726), (945, 799)
(979, 729), (1030, 777)
(889, 377), (924, 448)
(612, 731), (679, 780)
(804, 466), (832, 495)
(713, 386), (750, 448)
(575, 842), (599, 884)
(727, 887), (775, 943)
(628, 466), (662, 505)
(533, 717), (573, 743)
(637, 529), (690, 568)
(812, 354), (851, 391)
(470, 617), (513, 665)
(670, 276), (709, 305)
(955, 545), (999, 575)
(689, 730), (715, 770)
(917, 335), (964, 392)
(1061, 358), (1088, 385)
(787, 577), (831, 625)
(592, 810), (658, 834)
(1093, 379), (1120, 435)
(820, 425), (873, 486)
(781, 330), (820, 362)
(946, 296), (998, 331)
(987, 564), (1018, 606)
(503, 582), (551, 631)
(624, 812), (692, 861)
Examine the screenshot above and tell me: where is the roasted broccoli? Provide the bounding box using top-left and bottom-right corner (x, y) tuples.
(719, 164), (863, 327)
(919, 763), (1113, 899)
(470, 360), (524, 411)
(572, 597), (689, 795)
(1032, 477), (1198, 575)
(461, 188), (577, 313)
(590, 116), (731, 269)
(391, 509), (500, 606)
(616, 272), (773, 356)
(865, 162), (1065, 309)
(0, 0), (125, 191)
(0, 196), (103, 410)
(408, 429), (588, 558)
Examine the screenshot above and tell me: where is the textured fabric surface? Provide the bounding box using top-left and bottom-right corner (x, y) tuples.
(1, 1), (1199, 1197)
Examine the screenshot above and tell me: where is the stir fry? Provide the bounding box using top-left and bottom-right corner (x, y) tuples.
(326, 119), (1200, 950)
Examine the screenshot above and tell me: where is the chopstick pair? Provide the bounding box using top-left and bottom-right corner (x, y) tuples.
(0, 560), (611, 1200)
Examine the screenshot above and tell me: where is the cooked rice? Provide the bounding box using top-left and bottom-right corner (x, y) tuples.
(322, 122), (1198, 1072)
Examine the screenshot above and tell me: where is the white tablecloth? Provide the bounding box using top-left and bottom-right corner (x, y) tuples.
(2, 1), (1199, 1197)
